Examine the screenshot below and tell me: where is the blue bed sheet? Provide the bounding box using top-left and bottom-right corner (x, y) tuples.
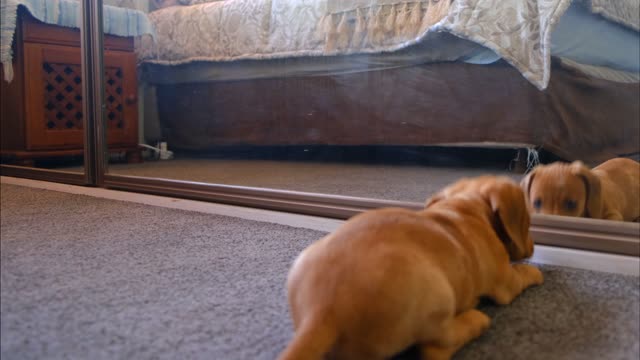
(464, 1), (639, 74)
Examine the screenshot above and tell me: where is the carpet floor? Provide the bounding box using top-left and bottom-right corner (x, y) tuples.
(102, 159), (521, 202)
(1, 184), (638, 360)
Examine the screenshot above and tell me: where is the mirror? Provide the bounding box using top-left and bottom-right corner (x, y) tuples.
(94, 0), (638, 222)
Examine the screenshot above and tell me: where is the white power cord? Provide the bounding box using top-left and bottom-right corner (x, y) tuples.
(525, 148), (540, 171)
(139, 142), (174, 160)
(510, 147), (540, 172)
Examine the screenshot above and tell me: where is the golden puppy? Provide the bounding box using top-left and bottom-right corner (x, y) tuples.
(279, 176), (542, 360)
(521, 158), (640, 221)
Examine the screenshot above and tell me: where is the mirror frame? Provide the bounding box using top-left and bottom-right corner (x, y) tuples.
(103, 174), (640, 257)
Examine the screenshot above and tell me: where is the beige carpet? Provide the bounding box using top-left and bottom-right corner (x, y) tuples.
(1, 184), (639, 360)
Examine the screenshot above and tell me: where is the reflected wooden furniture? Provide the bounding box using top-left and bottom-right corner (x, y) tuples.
(0, 10), (141, 165)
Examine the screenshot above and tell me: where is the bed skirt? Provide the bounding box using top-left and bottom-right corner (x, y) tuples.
(152, 60), (639, 164)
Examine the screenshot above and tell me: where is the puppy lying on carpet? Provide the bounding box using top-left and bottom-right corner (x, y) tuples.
(279, 176), (542, 360)
(521, 158), (640, 222)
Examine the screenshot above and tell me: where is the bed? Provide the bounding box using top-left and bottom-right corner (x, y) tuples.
(137, 0), (640, 163)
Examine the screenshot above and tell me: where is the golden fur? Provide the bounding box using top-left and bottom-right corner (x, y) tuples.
(278, 176), (542, 360)
(521, 158), (640, 221)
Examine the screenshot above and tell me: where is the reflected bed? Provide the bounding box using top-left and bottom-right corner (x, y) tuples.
(140, 0), (639, 163)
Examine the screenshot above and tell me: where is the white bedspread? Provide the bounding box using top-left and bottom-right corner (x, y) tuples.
(137, 0), (590, 89)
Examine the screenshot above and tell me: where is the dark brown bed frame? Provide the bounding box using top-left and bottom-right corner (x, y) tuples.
(151, 59), (639, 164)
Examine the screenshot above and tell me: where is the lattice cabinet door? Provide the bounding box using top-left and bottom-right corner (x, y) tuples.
(23, 43), (138, 150)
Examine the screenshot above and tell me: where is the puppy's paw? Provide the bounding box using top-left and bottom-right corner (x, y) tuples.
(466, 309), (491, 333)
(421, 345), (454, 360)
(515, 264), (544, 287)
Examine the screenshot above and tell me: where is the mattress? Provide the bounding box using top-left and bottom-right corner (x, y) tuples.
(140, 1), (639, 86)
(551, 1), (639, 73)
(141, 31), (488, 84)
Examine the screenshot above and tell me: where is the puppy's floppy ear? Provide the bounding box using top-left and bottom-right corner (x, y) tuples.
(570, 161), (602, 219)
(487, 182), (533, 261)
(520, 166), (539, 203)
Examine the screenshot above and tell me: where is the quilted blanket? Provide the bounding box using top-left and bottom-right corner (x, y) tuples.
(138, 0), (582, 90)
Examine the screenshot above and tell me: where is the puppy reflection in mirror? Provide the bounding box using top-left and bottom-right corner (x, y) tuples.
(279, 176), (541, 360)
(521, 158), (640, 222)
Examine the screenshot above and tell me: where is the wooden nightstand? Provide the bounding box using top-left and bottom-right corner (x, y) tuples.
(0, 9), (141, 165)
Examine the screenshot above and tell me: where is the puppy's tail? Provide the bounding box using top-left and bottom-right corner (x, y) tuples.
(278, 316), (337, 360)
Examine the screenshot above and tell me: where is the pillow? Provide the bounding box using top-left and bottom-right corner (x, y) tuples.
(179, 0), (225, 4)
(150, 0), (223, 10)
(103, 0), (147, 11)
